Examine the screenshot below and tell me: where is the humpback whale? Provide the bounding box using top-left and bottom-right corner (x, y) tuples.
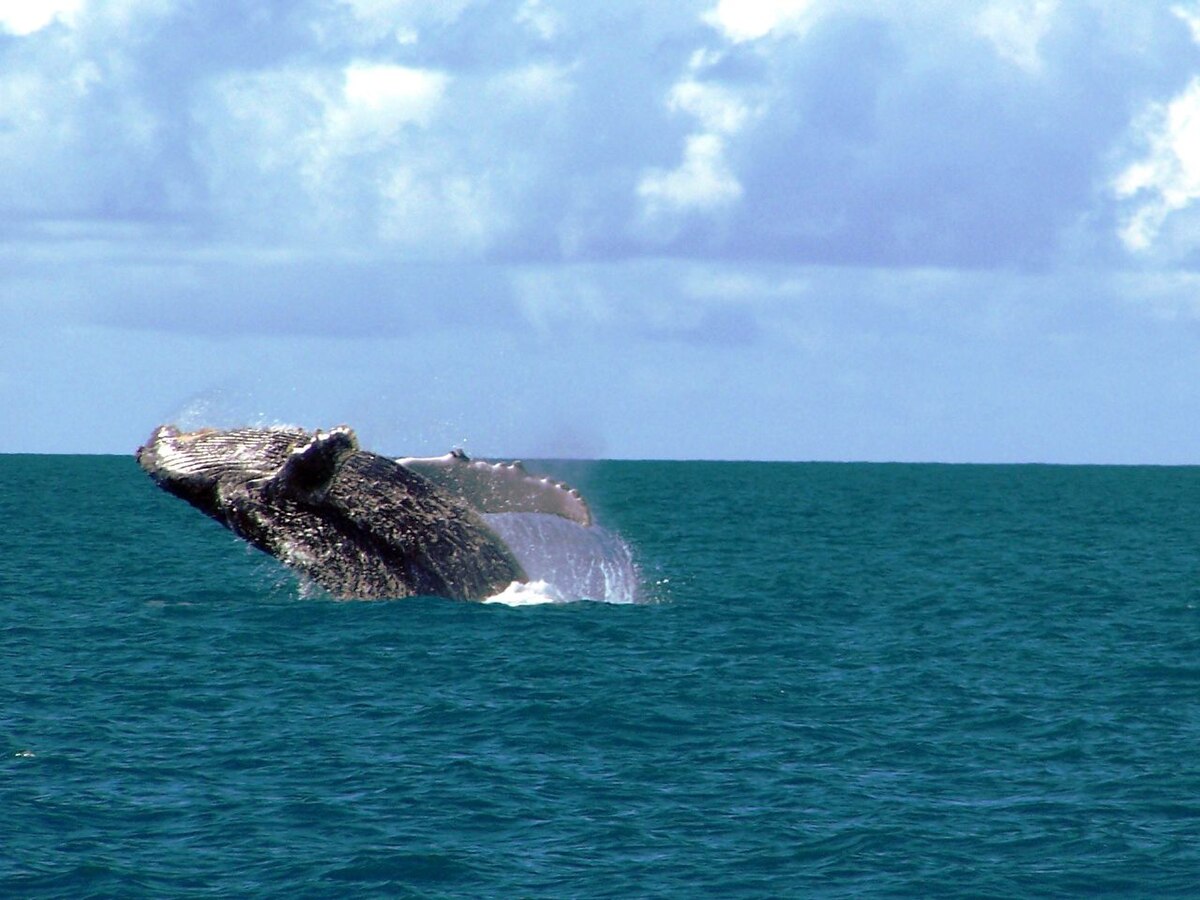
(135, 424), (597, 601)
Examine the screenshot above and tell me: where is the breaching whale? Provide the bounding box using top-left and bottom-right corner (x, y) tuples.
(136, 424), (596, 600)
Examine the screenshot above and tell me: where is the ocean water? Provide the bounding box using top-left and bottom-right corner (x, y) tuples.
(3, 455), (1200, 897)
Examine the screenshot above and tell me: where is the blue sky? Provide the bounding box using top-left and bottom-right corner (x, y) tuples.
(5, 0), (1200, 461)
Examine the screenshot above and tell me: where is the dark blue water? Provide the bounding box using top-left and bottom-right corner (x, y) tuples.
(4, 456), (1200, 897)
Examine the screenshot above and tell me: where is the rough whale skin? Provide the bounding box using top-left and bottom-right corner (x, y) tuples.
(135, 424), (561, 600)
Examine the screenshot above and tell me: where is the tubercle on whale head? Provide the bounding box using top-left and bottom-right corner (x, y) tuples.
(135, 423), (360, 513)
(135, 424), (177, 467)
(135, 423), (221, 509)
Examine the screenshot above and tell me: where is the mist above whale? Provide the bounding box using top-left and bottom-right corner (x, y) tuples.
(135, 424), (619, 601)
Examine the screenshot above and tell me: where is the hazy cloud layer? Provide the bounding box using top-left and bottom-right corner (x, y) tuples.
(5, 0), (1200, 458)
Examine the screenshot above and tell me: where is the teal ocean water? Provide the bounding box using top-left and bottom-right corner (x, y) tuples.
(3, 455), (1200, 897)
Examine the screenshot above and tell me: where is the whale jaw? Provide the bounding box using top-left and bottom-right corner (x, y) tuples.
(137, 425), (526, 600)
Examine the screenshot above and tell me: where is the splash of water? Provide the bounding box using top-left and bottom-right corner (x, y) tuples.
(483, 580), (568, 606)
(482, 512), (641, 605)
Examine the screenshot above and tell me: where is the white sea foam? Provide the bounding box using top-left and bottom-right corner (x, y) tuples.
(483, 579), (569, 606)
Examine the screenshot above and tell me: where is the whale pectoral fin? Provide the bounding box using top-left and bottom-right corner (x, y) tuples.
(266, 426), (359, 500)
(398, 450), (593, 526)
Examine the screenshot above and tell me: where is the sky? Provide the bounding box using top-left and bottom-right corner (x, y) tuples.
(5, 0), (1200, 461)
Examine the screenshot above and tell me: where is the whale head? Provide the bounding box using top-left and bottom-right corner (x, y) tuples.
(137, 424), (358, 510)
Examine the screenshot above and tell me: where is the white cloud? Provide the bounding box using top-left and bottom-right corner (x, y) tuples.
(636, 52), (757, 224)
(975, 0), (1059, 73)
(638, 133), (742, 214)
(703, 0), (820, 43)
(1173, 3), (1200, 44)
(197, 60), (473, 251)
(0, 21), (172, 218)
(668, 78), (751, 135)
(516, 0), (560, 41)
(0, 0), (85, 35)
(1114, 77), (1200, 252)
(203, 66), (327, 168)
(329, 62), (447, 143)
